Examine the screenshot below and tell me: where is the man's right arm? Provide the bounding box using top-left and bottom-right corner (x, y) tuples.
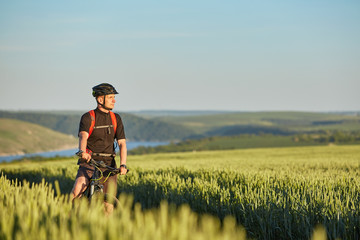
(78, 131), (91, 162)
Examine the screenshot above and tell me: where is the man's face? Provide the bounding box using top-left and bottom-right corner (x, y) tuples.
(103, 94), (116, 110)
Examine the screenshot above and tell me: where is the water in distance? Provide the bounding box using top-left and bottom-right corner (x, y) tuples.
(0, 141), (168, 163)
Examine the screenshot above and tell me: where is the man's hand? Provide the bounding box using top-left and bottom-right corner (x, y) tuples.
(119, 165), (128, 175)
(81, 152), (92, 162)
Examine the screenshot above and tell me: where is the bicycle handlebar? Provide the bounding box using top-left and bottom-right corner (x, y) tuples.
(84, 159), (129, 174)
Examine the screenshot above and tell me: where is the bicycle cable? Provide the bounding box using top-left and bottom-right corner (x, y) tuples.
(91, 165), (104, 181)
(91, 164), (113, 183)
(101, 172), (112, 183)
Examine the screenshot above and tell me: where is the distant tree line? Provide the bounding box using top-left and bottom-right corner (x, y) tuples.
(293, 130), (360, 144)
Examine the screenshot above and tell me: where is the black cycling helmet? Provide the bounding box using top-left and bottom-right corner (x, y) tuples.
(92, 83), (118, 97)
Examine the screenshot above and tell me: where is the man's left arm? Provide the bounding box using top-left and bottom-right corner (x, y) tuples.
(117, 138), (127, 174)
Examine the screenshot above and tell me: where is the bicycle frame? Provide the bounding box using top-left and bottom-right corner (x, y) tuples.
(83, 159), (128, 204)
(88, 165), (104, 201)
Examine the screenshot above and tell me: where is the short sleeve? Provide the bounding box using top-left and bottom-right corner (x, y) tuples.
(115, 114), (126, 140)
(78, 112), (91, 135)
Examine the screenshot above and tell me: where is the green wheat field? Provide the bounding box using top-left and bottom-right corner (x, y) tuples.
(1, 145), (359, 240)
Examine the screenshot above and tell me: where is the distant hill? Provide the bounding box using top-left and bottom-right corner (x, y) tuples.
(128, 110), (234, 118)
(0, 118), (77, 155)
(154, 111), (360, 137)
(0, 111), (80, 136)
(119, 113), (194, 141)
(1, 110), (359, 143)
(130, 130), (360, 154)
(0, 111), (194, 141)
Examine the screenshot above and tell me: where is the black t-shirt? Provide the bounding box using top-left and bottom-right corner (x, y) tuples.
(78, 108), (126, 155)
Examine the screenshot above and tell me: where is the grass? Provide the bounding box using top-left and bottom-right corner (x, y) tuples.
(1, 145), (359, 239)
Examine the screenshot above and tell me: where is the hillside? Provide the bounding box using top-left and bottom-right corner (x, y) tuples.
(120, 114), (193, 141)
(0, 111), (194, 141)
(0, 118), (77, 155)
(1, 110), (359, 143)
(129, 132), (360, 154)
(128, 110), (233, 118)
(154, 111), (360, 136)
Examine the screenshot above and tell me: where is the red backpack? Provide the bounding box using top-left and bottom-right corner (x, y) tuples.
(88, 110), (117, 138)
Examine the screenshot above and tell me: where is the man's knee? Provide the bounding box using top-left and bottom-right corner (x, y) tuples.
(72, 176), (88, 199)
(104, 202), (114, 215)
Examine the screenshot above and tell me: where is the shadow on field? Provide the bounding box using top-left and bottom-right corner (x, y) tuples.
(1, 168), (75, 195)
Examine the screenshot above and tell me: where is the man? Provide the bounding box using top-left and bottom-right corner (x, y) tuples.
(71, 83), (127, 212)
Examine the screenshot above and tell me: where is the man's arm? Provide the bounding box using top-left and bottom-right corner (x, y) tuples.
(78, 131), (91, 162)
(117, 138), (127, 174)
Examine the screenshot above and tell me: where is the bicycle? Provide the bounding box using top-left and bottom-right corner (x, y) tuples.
(81, 158), (129, 207)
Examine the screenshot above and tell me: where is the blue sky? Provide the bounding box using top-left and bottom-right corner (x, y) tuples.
(0, 0), (359, 112)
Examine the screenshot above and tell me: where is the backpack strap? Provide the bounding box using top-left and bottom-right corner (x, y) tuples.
(109, 111), (117, 133)
(87, 110), (117, 139)
(88, 110), (96, 138)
